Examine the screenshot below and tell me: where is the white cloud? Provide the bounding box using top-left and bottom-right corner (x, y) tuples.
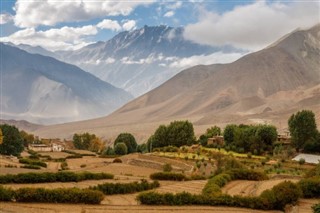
(0, 25), (97, 51)
(122, 20), (137, 31)
(14, 0), (154, 28)
(164, 11), (175, 17)
(168, 52), (247, 69)
(97, 19), (121, 31)
(184, 1), (320, 50)
(166, 1), (182, 10)
(0, 13), (13, 25)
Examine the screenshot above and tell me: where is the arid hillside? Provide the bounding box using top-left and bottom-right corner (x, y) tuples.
(33, 25), (320, 140)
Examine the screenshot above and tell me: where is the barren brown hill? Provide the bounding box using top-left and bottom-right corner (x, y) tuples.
(34, 25), (320, 140)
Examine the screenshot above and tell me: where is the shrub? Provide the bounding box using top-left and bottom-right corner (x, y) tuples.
(19, 158), (47, 168)
(90, 179), (159, 195)
(312, 203), (320, 213)
(260, 181), (302, 210)
(202, 173), (231, 195)
(0, 171), (113, 184)
(20, 165), (41, 170)
(150, 172), (186, 181)
(113, 158), (122, 163)
(305, 163), (320, 178)
(114, 133), (137, 154)
(298, 177), (320, 198)
(14, 187), (104, 204)
(114, 142), (128, 155)
(0, 186), (14, 201)
(163, 163), (173, 172)
(226, 169), (268, 181)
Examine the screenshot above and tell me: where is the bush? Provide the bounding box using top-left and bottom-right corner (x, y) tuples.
(60, 161), (68, 170)
(90, 179), (159, 195)
(20, 165), (41, 170)
(0, 171), (113, 184)
(113, 158), (122, 163)
(19, 158), (47, 168)
(298, 177), (320, 198)
(163, 163), (173, 172)
(14, 187), (104, 204)
(312, 203), (320, 213)
(202, 173), (231, 195)
(226, 169), (268, 181)
(305, 163), (320, 178)
(114, 142), (128, 155)
(114, 133), (137, 154)
(0, 186), (14, 201)
(260, 181), (302, 210)
(150, 172), (186, 181)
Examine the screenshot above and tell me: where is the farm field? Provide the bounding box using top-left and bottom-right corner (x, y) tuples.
(0, 203), (283, 213)
(0, 151), (319, 213)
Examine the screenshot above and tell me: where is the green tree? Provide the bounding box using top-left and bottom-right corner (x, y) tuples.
(150, 120), (195, 149)
(20, 130), (35, 147)
(152, 125), (168, 148)
(0, 124), (24, 156)
(114, 133), (137, 154)
(137, 143), (148, 153)
(255, 125), (278, 153)
(104, 146), (115, 155)
(206, 126), (221, 137)
(223, 124), (237, 145)
(0, 129), (3, 144)
(166, 120), (195, 147)
(288, 110), (318, 151)
(72, 132), (99, 151)
(114, 142), (128, 155)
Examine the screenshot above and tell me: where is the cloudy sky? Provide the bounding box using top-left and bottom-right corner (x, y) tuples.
(0, 0), (319, 51)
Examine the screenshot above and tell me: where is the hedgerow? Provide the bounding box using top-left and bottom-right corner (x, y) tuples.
(226, 169), (268, 181)
(202, 173), (231, 195)
(138, 169), (302, 211)
(14, 187), (104, 204)
(0, 186), (14, 201)
(19, 158), (47, 168)
(20, 165), (41, 170)
(0, 171), (113, 184)
(150, 172), (186, 181)
(89, 179), (160, 195)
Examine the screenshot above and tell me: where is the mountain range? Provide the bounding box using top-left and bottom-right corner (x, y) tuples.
(0, 43), (132, 124)
(12, 25), (244, 97)
(32, 24), (320, 140)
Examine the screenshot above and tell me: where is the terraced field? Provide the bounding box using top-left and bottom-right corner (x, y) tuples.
(221, 178), (300, 196)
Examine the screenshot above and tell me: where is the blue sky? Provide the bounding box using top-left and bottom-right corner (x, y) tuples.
(0, 1), (318, 51)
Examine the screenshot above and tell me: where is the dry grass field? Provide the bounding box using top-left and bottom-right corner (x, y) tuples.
(221, 178), (300, 196)
(0, 203), (283, 213)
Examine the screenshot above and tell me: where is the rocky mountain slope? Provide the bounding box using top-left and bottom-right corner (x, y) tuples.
(34, 24), (320, 139)
(1, 43), (133, 124)
(55, 25), (242, 96)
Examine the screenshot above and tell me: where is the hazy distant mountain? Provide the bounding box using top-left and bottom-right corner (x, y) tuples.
(34, 24), (320, 139)
(56, 25), (241, 96)
(0, 119), (43, 132)
(5, 42), (59, 59)
(1, 43), (133, 124)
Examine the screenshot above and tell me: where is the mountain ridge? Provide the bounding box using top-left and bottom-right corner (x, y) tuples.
(33, 24), (320, 140)
(1, 43), (133, 124)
